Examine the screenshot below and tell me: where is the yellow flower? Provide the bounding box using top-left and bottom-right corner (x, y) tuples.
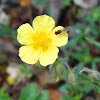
(56, 75), (61, 82)
(6, 76), (15, 85)
(17, 15), (68, 66)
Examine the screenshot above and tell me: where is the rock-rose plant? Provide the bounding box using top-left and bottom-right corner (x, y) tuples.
(17, 15), (100, 88)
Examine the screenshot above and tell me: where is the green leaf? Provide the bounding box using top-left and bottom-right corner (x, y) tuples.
(60, 84), (78, 93)
(73, 64), (83, 73)
(19, 83), (37, 100)
(62, 0), (71, 6)
(92, 7), (100, 21)
(61, 96), (73, 100)
(46, 8), (54, 18)
(84, 47), (92, 63)
(60, 84), (69, 94)
(0, 32), (13, 37)
(92, 58), (100, 69)
(94, 85), (100, 93)
(0, 24), (11, 32)
(34, 0), (48, 6)
(0, 24), (17, 38)
(75, 47), (83, 52)
(0, 24), (14, 37)
(0, 87), (12, 100)
(60, 85), (83, 100)
(36, 90), (49, 100)
(74, 93), (83, 100)
(71, 53), (83, 62)
(80, 84), (92, 93)
(18, 64), (27, 73)
(86, 37), (100, 48)
(65, 33), (85, 48)
(18, 63), (33, 78)
(14, 40), (20, 45)
(65, 36), (79, 48)
(0, 96), (12, 100)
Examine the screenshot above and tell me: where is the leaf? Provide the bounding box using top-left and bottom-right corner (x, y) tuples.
(36, 90), (49, 100)
(92, 6), (100, 21)
(0, 87), (12, 100)
(61, 96), (73, 100)
(0, 24), (11, 32)
(84, 47), (92, 63)
(60, 84), (78, 94)
(62, 0), (71, 6)
(92, 58), (100, 69)
(0, 32), (13, 37)
(18, 63), (33, 78)
(0, 96), (12, 100)
(0, 24), (14, 37)
(72, 24), (87, 31)
(75, 47), (83, 52)
(46, 8), (54, 18)
(94, 85), (100, 93)
(0, 87), (6, 95)
(71, 53), (83, 62)
(60, 84), (69, 94)
(60, 85), (83, 100)
(34, 0), (48, 6)
(74, 93), (83, 100)
(85, 37), (100, 48)
(80, 84), (92, 93)
(0, 24), (16, 38)
(19, 83), (37, 100)
(73, 64), (83, 73)
(20, 0), (29, 6)
(65, 36), (79, 48)
(65, 33), (85, 48)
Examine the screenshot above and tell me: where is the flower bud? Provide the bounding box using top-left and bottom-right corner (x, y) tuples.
(49, 59), (65, 80)
(91, 70), (100, 82)
(67, 72), (77, 87)
(56, 63), (64, 77)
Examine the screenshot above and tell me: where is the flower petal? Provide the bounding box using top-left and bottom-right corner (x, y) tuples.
(17, 23), (35, 45)
(19, 45), (40, 64)
(56, 75), (61, 82)
(39, 46), (59, 66)
(32, 15), (55, 33)
(50, 26), (68, 47)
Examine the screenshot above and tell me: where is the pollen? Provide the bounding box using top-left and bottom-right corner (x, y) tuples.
(33, 32), (52, 52)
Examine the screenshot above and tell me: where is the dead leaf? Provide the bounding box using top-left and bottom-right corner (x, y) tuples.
(19, 0), (29, 6)
(48, 88), (61, 100)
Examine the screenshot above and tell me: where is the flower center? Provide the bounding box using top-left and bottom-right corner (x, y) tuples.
(33, 32), (52, 52)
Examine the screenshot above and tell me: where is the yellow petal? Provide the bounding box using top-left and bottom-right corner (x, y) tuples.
(32, 15), (55, 34)
(39, 46), (59, 66)
(17, 23), (35, 45)
(7, 76), (15, 85)
(19, 45), (40, 64)
(50, 26), (68, 47)
(56, 75), (61, 82)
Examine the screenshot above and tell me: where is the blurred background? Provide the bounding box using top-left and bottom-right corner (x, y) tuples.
(0, 0), (100, 100)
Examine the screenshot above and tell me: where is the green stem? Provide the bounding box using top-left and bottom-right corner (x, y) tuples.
(64, 62), (71, 72)
(36, 60), (43, 69)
